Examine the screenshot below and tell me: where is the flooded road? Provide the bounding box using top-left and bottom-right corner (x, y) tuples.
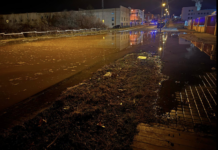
(0, 31), (144, 111)
(0, 28), (216, 115)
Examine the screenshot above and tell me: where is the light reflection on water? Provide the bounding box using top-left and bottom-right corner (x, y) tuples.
(0, 30), (216, 112)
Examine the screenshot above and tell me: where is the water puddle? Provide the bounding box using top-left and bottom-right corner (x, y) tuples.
(0, 29), (216, 116)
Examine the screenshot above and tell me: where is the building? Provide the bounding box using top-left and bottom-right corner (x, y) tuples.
(0, 5), (144, 29)
(181, 7), (215, 21)
(144, 12), (154, 22)
(79, 6), (131, 28)
(181, 1), (215, 21)
(129, 8), (144, 26)
(153, 14), (160, 20)
(0, 11), (75, 28)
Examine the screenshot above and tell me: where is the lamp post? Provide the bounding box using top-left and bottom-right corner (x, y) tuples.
(160, 1), (166, 32)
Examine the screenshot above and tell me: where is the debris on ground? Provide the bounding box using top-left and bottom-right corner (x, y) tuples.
(0, 52), (168, 150)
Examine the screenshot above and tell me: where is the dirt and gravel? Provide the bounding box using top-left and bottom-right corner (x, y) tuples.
(0, 52), (168, 150)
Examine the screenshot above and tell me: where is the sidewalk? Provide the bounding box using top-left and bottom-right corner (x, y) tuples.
(162, 19), (216, 44)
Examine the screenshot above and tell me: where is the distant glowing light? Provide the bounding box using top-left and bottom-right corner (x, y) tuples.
(103, 37), (105, 39)
(159, 47), (162, 50)
(102, 20), (104, 23)
(162, 3), (166, 7)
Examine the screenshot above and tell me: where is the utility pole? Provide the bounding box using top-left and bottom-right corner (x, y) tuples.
(102, 0), (104, 24)
(102, 0), (104, 9)
(160, 0), (163, 32)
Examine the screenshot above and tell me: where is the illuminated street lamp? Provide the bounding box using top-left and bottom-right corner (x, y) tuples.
(162, 3), (166, 7)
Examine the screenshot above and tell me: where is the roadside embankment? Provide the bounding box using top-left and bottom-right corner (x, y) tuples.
(179, 32), (217, 44)
(0, 52), (168, 149)
(0, 25), (148, 41)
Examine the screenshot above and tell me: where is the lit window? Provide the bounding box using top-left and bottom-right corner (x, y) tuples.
(112, 17), (114, 21)
(112, 12), (114, 14)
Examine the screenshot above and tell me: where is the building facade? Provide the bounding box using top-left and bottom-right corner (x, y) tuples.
(79, 6), (131, 28)
(144, 12), (154, 22)
(0, 5), (144, 29)
(181, 6), (215, 21)
(129, 8), (144, 26)
(0, 11), (74, 28)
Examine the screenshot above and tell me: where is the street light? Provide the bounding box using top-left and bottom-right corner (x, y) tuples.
(162, 3), (166, 7)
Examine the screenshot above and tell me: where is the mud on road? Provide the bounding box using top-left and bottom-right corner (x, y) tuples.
(0, 52), (167, 150)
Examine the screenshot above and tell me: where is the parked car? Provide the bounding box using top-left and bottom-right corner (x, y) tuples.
(113, 25), (121, 28)
(149, 20), (158, 25)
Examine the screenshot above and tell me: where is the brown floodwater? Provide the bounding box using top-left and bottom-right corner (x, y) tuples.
(0, 31), (146, 111)
(0, 29), (216, 114)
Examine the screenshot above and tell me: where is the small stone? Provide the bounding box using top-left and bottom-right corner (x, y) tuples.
(104, 72), (112, 77)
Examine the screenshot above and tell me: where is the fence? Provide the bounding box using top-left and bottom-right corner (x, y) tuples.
(185, 14), (216, 36)
(0, 28), (109, 39)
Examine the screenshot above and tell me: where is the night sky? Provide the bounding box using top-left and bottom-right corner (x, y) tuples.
(0, 0), (216, 16)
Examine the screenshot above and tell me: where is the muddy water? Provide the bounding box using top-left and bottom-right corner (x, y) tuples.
(157, 32), (216, 112)
(0, 29), (216, 113)
(0, 32), (145, 111)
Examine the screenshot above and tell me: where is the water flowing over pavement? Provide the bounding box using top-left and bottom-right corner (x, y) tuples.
(0, 27), (216, 148)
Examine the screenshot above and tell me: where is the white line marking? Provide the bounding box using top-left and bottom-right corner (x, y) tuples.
(206, 73), (216, 87)
(199, 75), (217, 95)
(189, 86), (202, 124)
(195, 86), (211, 123)
(210, 73), (216, 81)
(185, 89), (195, 125)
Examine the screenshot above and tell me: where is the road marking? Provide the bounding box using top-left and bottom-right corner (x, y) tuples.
(199, 75), (216, 95)
(202, 84), (217, 106)
(189, 86), (202, 124)
(203, 75), (212, 88)
(199, 84), (213, 110)
(210, 73), (216, 81)
(185, 89), (195, 125)
(206, 73), (216, 87)
(195, 86), (211, 123)
(180, 92), (186, 121)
